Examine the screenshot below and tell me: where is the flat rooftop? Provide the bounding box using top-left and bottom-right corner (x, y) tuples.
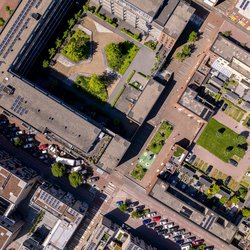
(210, 34), (250, 67)
(154, 0), (180, 27)
(0, 0), (54, 70)
(0, 78), (101, 153)
(126, 0), (164, 17)
(178, 87), (214, 121)
(97, 135), (130, 173)
(128, 78), (164, 124)
(0, 226), (10, 249)
(150, 179), (237, 243)
(163, 1), (195, 39)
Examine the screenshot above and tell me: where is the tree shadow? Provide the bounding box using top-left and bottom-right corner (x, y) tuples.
(240, 131), (249, 139)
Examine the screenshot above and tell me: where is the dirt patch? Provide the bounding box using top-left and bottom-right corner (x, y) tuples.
(0, 0), (19, 25)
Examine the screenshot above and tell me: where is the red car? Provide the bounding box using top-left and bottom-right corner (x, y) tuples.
(192, 239), (205, 247)
(38, 144), (48, 150)
(152, 216), (161, 222)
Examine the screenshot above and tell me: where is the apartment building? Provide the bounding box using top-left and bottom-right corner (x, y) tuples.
(28, 182), (88, 250)
(85, 216), (157, 250)
(0, 150), (37, 217)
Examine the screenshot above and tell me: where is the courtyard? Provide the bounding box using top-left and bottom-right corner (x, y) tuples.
(197, 118), (247, 162)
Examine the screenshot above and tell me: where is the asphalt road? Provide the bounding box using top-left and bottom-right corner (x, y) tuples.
(0, 135), (96, 204)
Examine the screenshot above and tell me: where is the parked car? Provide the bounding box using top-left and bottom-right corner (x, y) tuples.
(23, 143), (33, 149)
(147, 212), (157, 218)
(189, 155), (196, 164)
(160, 219), (168, 225)
(182, 232), (191, 239)
(41, 150), (48, 154)
(222, 103), (228, 111)
(26, 137), (34, 142)
(140, 214), (147, 220)
(181, 243), (192, 250)
(176, 240), (185, 246)
(165, 222), (174, 228)
(89, 176), (100, 183)
(38, 144), (48, 150)
(204, 246), (214, 250)
(147, 222), (157, 228)
(173, 229), (185, 236)
(205, 165), (213, 175)
(152, 216), (161, 222)
(225, 176), (232, 186)
(143, 219), (151, 225)
(158, 229), (168, 235)
(48, 145), (59, 155)
(116, 201), (123, 207)
(126, 208), (133, 213)
(164, 233), (172, 239)
(185, 152), (192, 162)
(169, 226), (179, 232)
(39, 154), (48, 160)
(9, 127), (18, 132)
(245, 171), (250, 177)
(16, 130), (24, 135)
(229, 159), (238, 167)
(192, 239), (205, 247)
(173, 235), (183, 241)
(186, 236), (196, 243)
(136, 205), (145, 211)
(128, 201), (139, 208)
(154, 225), (163, 232)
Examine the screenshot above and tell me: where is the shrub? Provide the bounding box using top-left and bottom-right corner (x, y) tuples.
(0, 17), (5, 27)
(121, 28), (141, 41)
(118, 204), (128, 213)
(144, 40), (158, 50)
(230, 195), (240, 204)
(242, 208), (250, 217)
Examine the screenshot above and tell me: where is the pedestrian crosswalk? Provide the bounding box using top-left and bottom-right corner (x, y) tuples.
(100, 182), (116, 202)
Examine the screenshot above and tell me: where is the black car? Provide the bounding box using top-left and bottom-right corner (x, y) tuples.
(154, 225), (163, 232)
(128, 201), (139, 208)
(222, 103), (228, 111)
(176, 239), (184, 245)
(158, 229), (168, 235)
(225, 176), (232, 186)
(126, 208), (133, 213)
(228, 159), (238, 167)
(205, 165), (213, 175)
(147, 222), (157, 228)
(246, 119), (250, 127)
(204, 246), (214, 250)
(136, 205), (145, 211)
(169, 226), (179, 233)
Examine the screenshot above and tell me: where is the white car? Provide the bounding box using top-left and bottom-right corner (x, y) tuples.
(48, 145), (59, 155)
(165, 222), (174, 228)
(185, 152), (192, 162)
(140, 214), (147, 220)
(147, 212), (157, 218)
(160, 219), (168, 225)
(16, 130), (24, 135)
(245, 171), (250, 177)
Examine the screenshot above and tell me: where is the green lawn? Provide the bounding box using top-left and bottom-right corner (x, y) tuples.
(147, 121), (173, 154)
(197, 118), (247, 162)
(174, 146), (184, 157)
(131, 164), (147, 180)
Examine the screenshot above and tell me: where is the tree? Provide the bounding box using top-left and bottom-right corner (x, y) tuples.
(5, 6), (10, 12)
(175, 51), (185, 62)
(42, 60), (50, 68)
(55, 38), (62, 49)
(48, 48), (56, 59)
(182, 45), (191, 56)
(67, 18), (76, 29)
(51, 162), (66, 177)
(0, 17), (5, 27)
(188, 31), (198, 43)
(118, 204), (128, 213)
(69, 172), (83, 188)
(13, 138), (23, 147)
(242, 208), (250, 218)
(230, 195), (240, 204)
(208, 184), (220, 195)
(222, 30), (231, 37)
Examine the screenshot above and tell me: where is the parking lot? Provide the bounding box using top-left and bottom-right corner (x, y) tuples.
(108, 189), (214, 250)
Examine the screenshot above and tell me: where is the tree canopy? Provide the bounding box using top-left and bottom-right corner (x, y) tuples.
(62, 29), (90, 62)
(0, 17), (5, 27)
(75, 74), (108, 101)
(188, 31), (198, 43)
(68, 172), (83, 188)
(242, 208), (250, 217)
(51, 162), (66, 177)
